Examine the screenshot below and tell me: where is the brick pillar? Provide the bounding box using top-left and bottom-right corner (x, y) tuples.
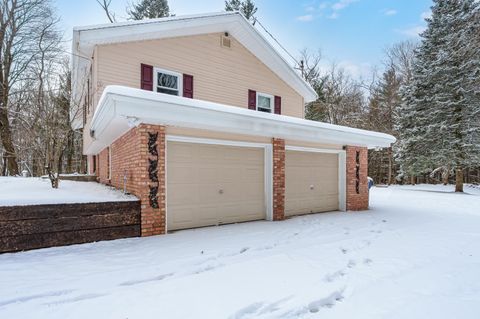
(346, 146), (369, 211)
(137, 124), (167, 236)
(88, 155), (96, 175)
(272, 138), (285, 221)
(98, 147), (110, 184)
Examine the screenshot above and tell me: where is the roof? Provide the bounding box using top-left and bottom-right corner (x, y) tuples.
(71, 12), (318, 129)
(86, 86), (396, 155)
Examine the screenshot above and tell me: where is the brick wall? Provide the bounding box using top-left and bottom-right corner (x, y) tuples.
(272, 138), (285, 221)
(88, 155), (96, 175)
(346, 146), (369, 211)
(97, 124), (166, 236)
(98, 147), (110, 184)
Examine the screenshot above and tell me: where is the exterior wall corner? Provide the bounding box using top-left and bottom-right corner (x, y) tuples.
(272, 138), (285, 221)
(345, 146), (369, 211)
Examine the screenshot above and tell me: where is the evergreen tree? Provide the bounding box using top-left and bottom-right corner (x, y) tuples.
(128, 0), (171, 20)
(396, 0), (480, 191)
(225, 0), (257, 21)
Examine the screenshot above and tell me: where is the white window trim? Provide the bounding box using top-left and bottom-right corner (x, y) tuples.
(256, 92), (274, 113)
(153, 67), (183, 96)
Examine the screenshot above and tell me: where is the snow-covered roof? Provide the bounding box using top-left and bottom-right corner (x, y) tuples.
(71, 12), (318, 129)
(86, 85), (396, 154)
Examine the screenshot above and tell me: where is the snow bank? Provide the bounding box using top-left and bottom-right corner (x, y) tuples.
(0, 185), (479, 318)
(0, 177), (137, 206)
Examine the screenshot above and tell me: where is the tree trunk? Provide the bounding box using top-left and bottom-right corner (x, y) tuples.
(455, 168), (463, 192)
(443, 166), (450, 185)
(410, 175), (416, 185)
(0, 111), (19, 175)
(387, 147), (392, 185)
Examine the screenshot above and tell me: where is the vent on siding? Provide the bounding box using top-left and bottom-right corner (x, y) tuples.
(221, 34), (231, 48)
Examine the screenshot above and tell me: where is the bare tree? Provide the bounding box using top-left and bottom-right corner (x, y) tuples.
(384, 40), (417, 84)
(1, 0), (58, 175)
(97, 0), (116, 23)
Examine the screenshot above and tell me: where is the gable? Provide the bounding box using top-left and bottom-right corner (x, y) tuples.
(93, 33), (304, 118)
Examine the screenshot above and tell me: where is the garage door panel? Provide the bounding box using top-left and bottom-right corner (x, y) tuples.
(285, 150), (339, 217)
(197, 167), (220, 184)
(167, 141), (265, 231)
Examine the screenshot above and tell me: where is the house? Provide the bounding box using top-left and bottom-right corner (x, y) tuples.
(71, 12), (395, 236)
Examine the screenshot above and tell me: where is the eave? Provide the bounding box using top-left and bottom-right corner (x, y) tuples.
(86, 86), (396, 155)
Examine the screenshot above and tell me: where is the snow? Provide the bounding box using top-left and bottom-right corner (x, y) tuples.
(1, 185), (480, 318)
(87, 85), (395, 155)
(0, 177), (137, 206)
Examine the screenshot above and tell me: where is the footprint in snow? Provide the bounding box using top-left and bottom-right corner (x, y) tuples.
(340, 247), (348, 254)
(324, 270), (346, 282)
(308, 292), (344, 313)
(230, 297), (293, 318)
(230, 302), (265, 319)
(363, 258), (373, 266)
(347, 260), (356, 268)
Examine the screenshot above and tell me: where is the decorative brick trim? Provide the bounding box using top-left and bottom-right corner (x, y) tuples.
(99, 124), (166, 237)
(272, 138), (285, 221)
(346, 146), (369, 211)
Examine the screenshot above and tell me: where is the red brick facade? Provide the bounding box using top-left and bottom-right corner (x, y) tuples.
(98, 147), (110, 184)
(97, 124), (166, 236)
(93, 129), (370, 235)
(345, 146), (369, 211)
(272, 138), (285, 221)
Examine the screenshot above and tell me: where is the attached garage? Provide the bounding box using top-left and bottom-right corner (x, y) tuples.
(285, 148), (345, 217)
(166, 138), (271, 231)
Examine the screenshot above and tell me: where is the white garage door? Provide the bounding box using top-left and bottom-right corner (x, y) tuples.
(285, 150), (339, 217)
(167, 141), (265, 231)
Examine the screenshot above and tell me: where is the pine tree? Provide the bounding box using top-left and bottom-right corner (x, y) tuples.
(225, 0), (257, 21)
(396, 0), (480, 191)
(128, 0), (171, 20)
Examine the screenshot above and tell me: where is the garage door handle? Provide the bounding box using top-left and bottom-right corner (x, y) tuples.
(219, 189), (224, 194)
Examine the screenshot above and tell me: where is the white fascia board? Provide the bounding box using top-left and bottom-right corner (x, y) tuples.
(86, 86), (396, 155)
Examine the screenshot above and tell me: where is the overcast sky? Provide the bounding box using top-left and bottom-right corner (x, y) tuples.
(56, 0), (432, 79)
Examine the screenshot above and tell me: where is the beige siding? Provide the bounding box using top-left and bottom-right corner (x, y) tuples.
(92, 33), (304, 119)
(285, 139), (344, 150)
(166, 127), (271, 144)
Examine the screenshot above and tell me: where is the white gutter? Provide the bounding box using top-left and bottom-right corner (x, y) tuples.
(86, 86), (396, 155)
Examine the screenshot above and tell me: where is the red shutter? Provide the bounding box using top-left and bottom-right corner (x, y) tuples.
(141, 64), (153, 91)
(183, 74), (194, 98)
(248, 89), (256, 110)
(274, 96), (281, 115)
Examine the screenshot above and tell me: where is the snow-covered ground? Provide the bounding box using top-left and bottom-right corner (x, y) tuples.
(1, 184), (480, 318)
(0, 177), (137, 206)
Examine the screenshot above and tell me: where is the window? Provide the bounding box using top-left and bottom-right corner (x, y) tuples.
(154, 68), (182, 96)
(256, 92), (273, 113)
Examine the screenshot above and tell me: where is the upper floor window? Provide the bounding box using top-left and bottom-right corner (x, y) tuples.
(256, 92), (273, 113)
(154, 68), (183, 96)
